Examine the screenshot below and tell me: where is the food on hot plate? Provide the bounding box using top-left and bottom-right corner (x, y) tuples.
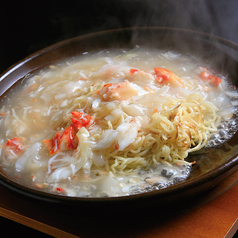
(0, 48), (237, 197)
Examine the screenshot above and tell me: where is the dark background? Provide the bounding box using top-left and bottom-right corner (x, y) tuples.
(0, 0), (238, 74)
(0, 0), (238, 237)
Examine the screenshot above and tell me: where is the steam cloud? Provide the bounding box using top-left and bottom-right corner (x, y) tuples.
(1, 0), (238, 73)
(52, 0), (238, 43)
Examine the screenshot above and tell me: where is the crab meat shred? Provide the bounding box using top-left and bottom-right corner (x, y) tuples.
(153, 67), (184, 87)
(199, 71), (222, 87)
(47, 127), (93, 182)
(43, 111), (93, 154)
(3, 138), (24, 160)
(99, 81), (138, 101)
(127, 69), (155, 83)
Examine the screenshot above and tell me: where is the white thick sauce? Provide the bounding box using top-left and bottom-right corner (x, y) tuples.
(0, 47), (237, 197)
